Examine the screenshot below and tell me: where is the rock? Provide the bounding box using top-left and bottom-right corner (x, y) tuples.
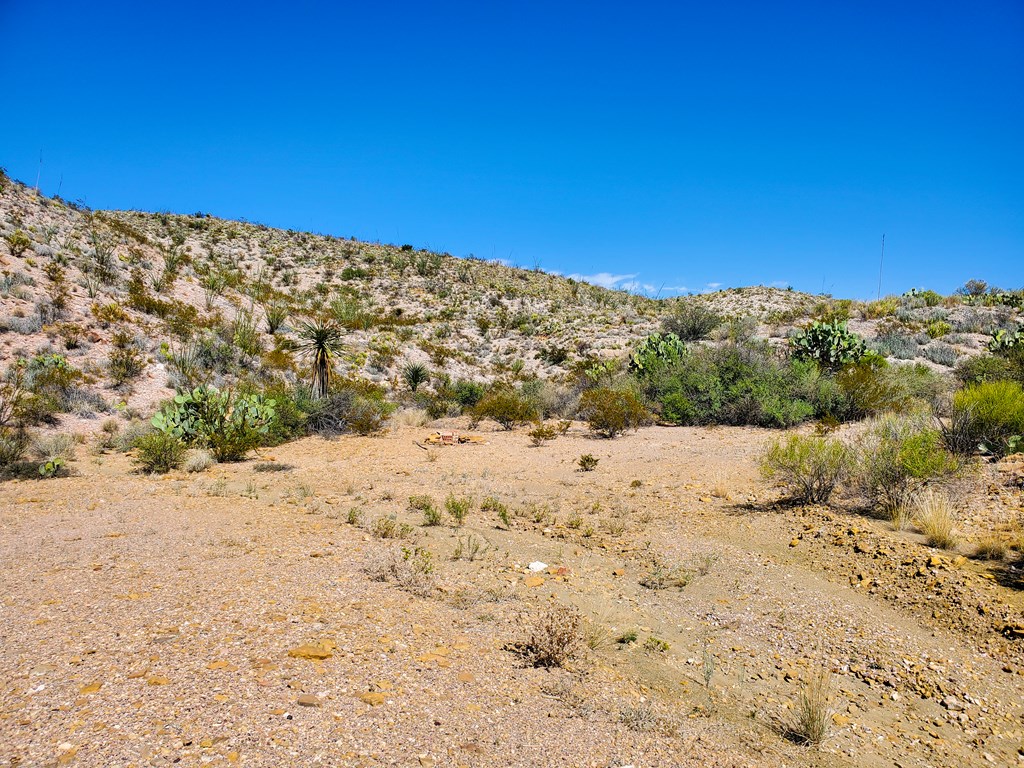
(358, 692), (386, 706)
(288, 644), (333, 660)
(297, 694), (321, 707)
(524, 576), (545, 588)
(147, 675), (170, 686)
(832, 713), (851, 726)
(527, 561), (547, 572)
(942, 696), (964, 712)
(789, 538), (799, 547)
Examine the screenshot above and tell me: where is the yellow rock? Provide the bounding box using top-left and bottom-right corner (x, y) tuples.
(524, 576), (545, 588)
(79, 682), (102, 694)
(358, 691), (386, 707)
(147, 676), (170, 686)
(287, 644), (333, 660)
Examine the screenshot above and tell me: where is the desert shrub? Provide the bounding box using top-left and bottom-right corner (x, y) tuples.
(760, 435), (854, 503)
(524, 603), (582, 668)
(645, 343), (818, 428)
(955, 354), (1014, 386)
(304, 380), (393, 436)
(133, 431), (186, 473)
(824, 360), (945, 422)
(259, 383), (310, 445)
(949, 380), (1024, 456)
(5, 230), (32, 258)
(857, 412), (960, 512)
(445, 494), (472, 526)
(453, 379), (486, 409)
(151, 385), (277, 461)
(471, 385), (539, 429)
(925, 320), (952, 339)
(578, 453), (599, 471)
(31, 433), (76, 466)
(364, 546), (436, 596)
(577, 387), (649, 437)
(529, 423), (558, 446)
(790, 320), (867, 371)
(108, 331), (145, 385)
(20, 354), (84, 419)
(662, 303), (722, 340)
(922, 342), (957, 367)
(872, 332), (919, 360)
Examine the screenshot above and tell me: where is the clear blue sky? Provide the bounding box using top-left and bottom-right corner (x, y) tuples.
(1, 1), (1021, 298)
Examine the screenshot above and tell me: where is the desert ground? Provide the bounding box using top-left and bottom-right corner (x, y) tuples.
(2, 421), (1022, 768)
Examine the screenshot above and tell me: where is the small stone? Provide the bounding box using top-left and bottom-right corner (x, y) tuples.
(789, 538), (799, 548)
(297, 694), (321, 707)
(524, 576), (545, 588)
(527, 561), (547, 572)
(832, 713), (851, 726)
(147, 675), (170, 686)
(288, 644), (333, 660)
(358, 692), (386, 707)
(941, 695), (964, 712)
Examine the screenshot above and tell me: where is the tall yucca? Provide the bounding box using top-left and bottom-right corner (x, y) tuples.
(297, 319), (344, 399)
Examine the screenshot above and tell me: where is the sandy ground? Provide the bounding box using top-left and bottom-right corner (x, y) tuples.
(2, 423), (1023, 768)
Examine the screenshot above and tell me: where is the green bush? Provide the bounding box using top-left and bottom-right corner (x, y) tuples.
(471, 386), (539, 429)
(949, 381), (1024, 456)
(152, 385), (276, 461)
(790, 320), (867, 371)
(108, 331), (145, 386)
(857, 413), (960, 511)
(955, 354), (1014, 386)
(643, 343), (818, 428)
(662, 303), (722, 341)
(577, 387), (650, 437)
(304, 379), (394, 436)
(760, 435), (853, 503)
(134, 431), (187, 473)
(824, 360), (944, 422)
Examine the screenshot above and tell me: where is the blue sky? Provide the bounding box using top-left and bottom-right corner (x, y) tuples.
(1, 1), (1021, 298)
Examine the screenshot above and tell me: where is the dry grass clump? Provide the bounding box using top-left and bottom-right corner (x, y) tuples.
(184, 448), (216, 473)
(391, 408), (428, 428)
(785, 667), (833, 746)
(913, 488), (959, 549)
(525, 603), (583, 667)
(364, 545), (436, 596)
(974, 536), (1007, 561)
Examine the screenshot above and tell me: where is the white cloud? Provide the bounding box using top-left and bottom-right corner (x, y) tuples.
(566, 272), (638, 289)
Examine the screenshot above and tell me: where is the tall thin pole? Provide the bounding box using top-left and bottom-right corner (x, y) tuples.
(876, 234), (885, 300)
(34, 151), (42, 196)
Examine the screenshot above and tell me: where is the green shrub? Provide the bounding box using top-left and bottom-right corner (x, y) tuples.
(988, 328), (1023, 354)
(644, 343), (818, 428)
(925, 320), (952, 339)
(662, 303), (722, 340)
(857, 413), (960, 511)
(445, 494), (472, 526)
(578, 453), (599, 471)
(578, 387), (649, 437)
(151, 385), (276, 461)
(949, 381), (1024, 456)
(0, 428), (28, 470)
(134, 431), (187, 473)
(5, 230), (32, 258)
(108, 331), (145, 385)
(790, 320), (867, 371)
(760, 435), (854, 503)
(304, 379), (394, 436)
(471, 386), (539, 429)
(955, 354), (1014, 386)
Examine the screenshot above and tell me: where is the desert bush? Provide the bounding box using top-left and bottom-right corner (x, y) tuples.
(949, 380), (1024, 456)
(304, 380), (393, 436)
(371, 515), (413, 539)
(823, 360), (945, 422)
(662, 303), (722, 340)
(133, 431), (186, 473)
(184, 448), (216, 473)
(108, 331), (145, 386)
(644, 343), (818, 428)
(364, 546), (436, 596)
(445, 494), (472, 526)
(954, 354), (1014, 386)
(872, 332), (919, 360)
(577, 453), (599, 471)
(528, 423), (558, 446)
(913, 488), (959, 549)
(524, 603), (583, 667)
(790, 320), (867, 371)
(151, 385), (276, 461)
(857, 412), (960, 512)
(925, 320), (952, 339)
(5, 229), (32, 258)
(760, 434), (853, 503)
(471, 385), (539, 429)
(578, 387), (649, 437)
(922, 342), (957, 367)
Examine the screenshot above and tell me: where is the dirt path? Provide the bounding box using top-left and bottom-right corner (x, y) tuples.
(1, 424), (1022, 767)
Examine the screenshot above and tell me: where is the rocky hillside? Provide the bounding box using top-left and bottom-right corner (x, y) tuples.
(0, 171), (1018, 427)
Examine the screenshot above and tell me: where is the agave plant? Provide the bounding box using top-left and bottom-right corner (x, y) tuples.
(297, 319), (344, 399)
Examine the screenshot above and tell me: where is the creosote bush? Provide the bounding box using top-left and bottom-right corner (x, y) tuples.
(133, 431), (186, 473)
(578, 387), (649, 437)
(949, 380), (1024, 456)
(760, 435), (853, 504)
(471, 386), (539, 430)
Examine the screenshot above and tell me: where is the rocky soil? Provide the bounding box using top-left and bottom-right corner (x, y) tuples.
(2, 422), (1022, 767)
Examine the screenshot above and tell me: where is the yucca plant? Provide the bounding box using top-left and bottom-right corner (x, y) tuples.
(297, 319), (344, 400)
(401, 362), (429, 392)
